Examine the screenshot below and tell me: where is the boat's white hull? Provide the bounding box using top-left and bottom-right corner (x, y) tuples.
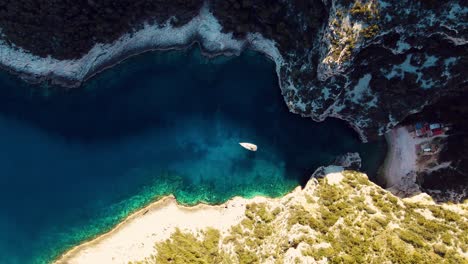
(239, 142), (257, 151)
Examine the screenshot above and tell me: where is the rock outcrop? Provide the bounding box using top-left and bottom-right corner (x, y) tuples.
(130, 170), (468, 263)
(0, 0), (467, 198)
(0, 0), (466, 141)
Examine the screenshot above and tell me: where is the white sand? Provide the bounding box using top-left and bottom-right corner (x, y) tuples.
(383, 126), (446, 189)
(383, 127), (418, 187)
(54, 195), (257, 264)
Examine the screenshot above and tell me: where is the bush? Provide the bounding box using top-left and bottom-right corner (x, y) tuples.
(241, 218), (254, 230)
(253, 224), (273, 240)
(317, 183), (343, 206)
(320, 207), (340, 227)
(397, 229), (426, 248)
(362, 24), (379, 39)
(350, 1), (378, 22)
(303, 246), (335, 260)
(365, 207), (377, 214)
(235, 246), (258, 264)
(155, 228), (230, 264)
(374, 217), (389, 227)
(245, 203), (275, 223)
(433, 244), (447, 257)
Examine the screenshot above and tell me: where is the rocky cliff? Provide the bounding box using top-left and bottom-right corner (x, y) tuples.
(0, 0), (466, 140)
(0, 0), (467, 196)
(130, 170), (468, 263)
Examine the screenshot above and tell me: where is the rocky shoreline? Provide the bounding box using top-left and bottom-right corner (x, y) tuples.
(1, 0), (466, 142)
(0, 0), (467, 199)
(0, 0), (468, 141)
(53, 169), (468, 264)
(1, 2), (365, 139)
(0, 5), (243, 87)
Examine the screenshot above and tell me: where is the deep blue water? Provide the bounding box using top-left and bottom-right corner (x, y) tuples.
(0, 48), (386, 264)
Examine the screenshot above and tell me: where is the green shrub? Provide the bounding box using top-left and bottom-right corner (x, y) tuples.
(155, 228), (230, 264)
(235, 245), (258, 264)
(317, 183), (343, 206)
(362, 24), (379, 39)
(230, 224), (244, 236)
(305, 194), (315, 204)
(241, 218), (254, 230)
(397, 229), (426, 248)
(350, 1), (378, 22)
(374, 217), (389, 227)
(223, 235), (237, 245)
(432, 244), (447, 257)
(365, 207), (377, 214)
(253, 224), (273, 240)
(272, 207), (282, 216)
(287, 206), (312, 227)
(320, 207), (340, 227)
(441, 232), (452, 245)
(245, 203), (275, 223)
(444, 210), (461, 222)
(303, 246), (335, 260)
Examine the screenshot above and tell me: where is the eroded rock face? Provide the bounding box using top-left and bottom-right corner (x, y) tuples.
(0, 0), (204, 59)
(127, 170), (468, 264)
(212, 0), (467, 142)
(334, 152), (362, 170)
(251, 0), (468, 142)
(0, 0), (466, 141)
(0, 0), (466, 205)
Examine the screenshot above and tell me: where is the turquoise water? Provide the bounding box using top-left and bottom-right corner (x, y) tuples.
(0, 48), (386, 264)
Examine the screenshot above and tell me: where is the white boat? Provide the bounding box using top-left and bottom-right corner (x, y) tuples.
(239, 142), (257, 151)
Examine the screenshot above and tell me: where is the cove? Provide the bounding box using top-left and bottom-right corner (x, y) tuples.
(0, 48), (386, 264)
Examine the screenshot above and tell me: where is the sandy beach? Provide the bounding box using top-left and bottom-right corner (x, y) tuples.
(382, 126), (418, 188)
(382, 125), (450, 195)
(53, 195), (270, 264)
(52, 127), (430, 264)
(51, 163), (467, 264)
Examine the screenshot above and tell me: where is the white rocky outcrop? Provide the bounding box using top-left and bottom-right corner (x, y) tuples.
(0, 4), (282, 89)
(0, 0), (466, 143)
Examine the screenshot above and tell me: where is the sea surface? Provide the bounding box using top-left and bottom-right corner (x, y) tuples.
(0, 48), (386, 264)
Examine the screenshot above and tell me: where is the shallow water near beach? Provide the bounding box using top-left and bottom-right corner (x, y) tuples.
(0, 48), (386, 264)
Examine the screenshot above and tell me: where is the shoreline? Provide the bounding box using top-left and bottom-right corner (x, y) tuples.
(381, 126), (446, 196)
(0, 37), (371, 143)
(0, 3), (376, 144)
(52, 196), (175, 264)
(0, 32), (245, 90)
(0, 4), (269, 90)
(1, 24), (388, 262)
(381, 130), (395, 188)
(380, 127), (417, 190)
(54, 170), (468, 264)
(52, 191), (294, 264)
(52, 154), (381, 263)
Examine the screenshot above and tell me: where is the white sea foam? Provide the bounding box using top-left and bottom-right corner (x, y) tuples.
(0, 4), (283, 89)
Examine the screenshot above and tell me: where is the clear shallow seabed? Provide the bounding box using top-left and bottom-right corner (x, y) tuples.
(0, 48), (386, 264)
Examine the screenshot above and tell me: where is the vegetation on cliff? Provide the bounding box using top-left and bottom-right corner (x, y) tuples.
(131, 171), (468, 264)
(327, 0), (381, 63)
